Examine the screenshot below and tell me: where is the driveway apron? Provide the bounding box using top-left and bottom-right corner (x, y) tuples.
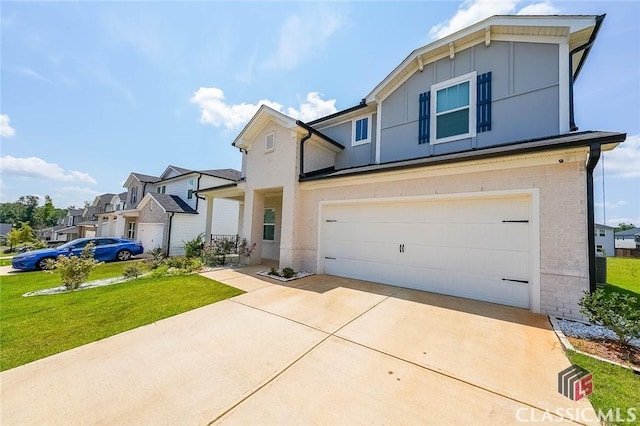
(1, 267), (597, 425)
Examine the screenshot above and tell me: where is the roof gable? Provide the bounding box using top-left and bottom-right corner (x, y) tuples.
(137, 193), (197, 214)
(365, 15), (601, 103)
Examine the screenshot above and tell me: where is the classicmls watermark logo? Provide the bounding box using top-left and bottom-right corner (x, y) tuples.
(558, 365), (593, 401)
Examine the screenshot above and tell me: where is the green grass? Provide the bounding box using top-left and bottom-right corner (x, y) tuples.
(0, 262), (244, 371)
(606, 257), (640, 295)
(568, 257), (640, 424)
(0, 258), (13, 266)
(565, 351), (639, 425)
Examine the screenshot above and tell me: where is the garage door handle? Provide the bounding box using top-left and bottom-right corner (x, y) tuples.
(502, 220), (529, 223)
(325, 256), (336, 260)
(502, 278), (529, 284)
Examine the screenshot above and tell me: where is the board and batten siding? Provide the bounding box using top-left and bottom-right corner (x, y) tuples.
(379, 41), (559, 163)
(162, 177), (198, 210)
(168, 213), (206, 256)
(318, 115), (378, 170)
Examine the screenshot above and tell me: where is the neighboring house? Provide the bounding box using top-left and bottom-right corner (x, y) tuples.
(97, 165), (241, 255)
(56, 209), (85, 241)
(198, 15), (626, 320)
(0, 223), (12, 245)
(615, 227), (640, 249)
(594, 223), (615, 256)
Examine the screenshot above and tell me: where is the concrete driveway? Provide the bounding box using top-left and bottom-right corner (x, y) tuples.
(1, 266), (597, 425)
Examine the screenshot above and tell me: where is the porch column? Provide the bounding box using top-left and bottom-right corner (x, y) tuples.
(237, 201), (244, 237)
(278, 184), (298, 269)
(204, 196), (214, 246)
(243, 190), (264, 265)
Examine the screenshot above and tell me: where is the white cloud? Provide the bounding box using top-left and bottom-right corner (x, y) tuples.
(286, 92), (338, 122)
(604, 134), (640, 178)
(264, 10), (343, 70)
(0, 156), (97, 184)
(0, 114), (16, 138)
(191, 88), (337, 129)
(595, 200), (627, 209)
(190, 87), (283, 129)
(606, 217), (640, 228)
(429, 0), (559, 40)
(16, 67), (49, 82)
(517, 2), (559, 15)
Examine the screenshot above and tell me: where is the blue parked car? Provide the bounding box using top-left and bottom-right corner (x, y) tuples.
(11, 237), (144, 271)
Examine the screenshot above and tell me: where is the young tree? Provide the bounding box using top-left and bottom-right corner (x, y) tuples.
(6, 228), (21, 250)
(616, 223), (636, 232)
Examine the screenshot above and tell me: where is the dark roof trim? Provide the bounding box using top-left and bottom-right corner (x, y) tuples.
(194, 182), (239, 194)
(295, 120), (345, 150)
(573, 14), (605, 81)
(299, 131), (626, 182)
(307, 99), (368, 125)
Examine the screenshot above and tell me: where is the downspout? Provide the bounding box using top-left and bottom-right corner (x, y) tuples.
(585, 143), (601, 293)
(195, 173), (203, 210)
(166, 212), (175, 256)
(299, 129), (312, 179)
(568, 14), (605, 132)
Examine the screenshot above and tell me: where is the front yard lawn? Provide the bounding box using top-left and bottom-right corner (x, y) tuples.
(565, 351), (639, 425)
(604, 257), (640, 298)
(0, 258), (13, 266)
(0, 262), (243, 371)
(564, 257), (640, 424)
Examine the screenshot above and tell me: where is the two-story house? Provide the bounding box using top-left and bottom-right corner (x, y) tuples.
(97, 165), (241, 255)
(197, 15), (626, 320)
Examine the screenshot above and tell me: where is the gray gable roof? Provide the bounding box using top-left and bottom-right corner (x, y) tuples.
(200, 168), (241, 182)
(149, 193), (197, 214)
(615, 227), (640, 237)
(132, 172), (160, 183)
(167, 165), (192, 175)
(118, 192), (127, 201)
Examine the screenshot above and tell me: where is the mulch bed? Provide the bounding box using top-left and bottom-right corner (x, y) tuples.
(568, 337), (640, 369)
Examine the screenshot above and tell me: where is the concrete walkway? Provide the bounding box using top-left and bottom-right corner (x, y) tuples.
(1, 266), (597, 425)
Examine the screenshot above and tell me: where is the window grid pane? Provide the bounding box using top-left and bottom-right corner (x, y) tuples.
(436, 109), (470, 139)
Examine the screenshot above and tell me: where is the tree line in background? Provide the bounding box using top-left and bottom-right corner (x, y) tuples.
(0, 195), (68, 229)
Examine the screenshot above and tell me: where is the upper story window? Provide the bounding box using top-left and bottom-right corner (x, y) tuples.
(265, 132), (275, 152)
(187, 178), (195, 199)
(431, 71), (477, 144)
(352, 116), (371, 146)
(157, 185), (166, 194)
(131, 186), (138, 204)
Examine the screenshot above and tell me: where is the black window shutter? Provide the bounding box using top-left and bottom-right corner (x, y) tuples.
(418, 91), (430, 144)
(477, 72), (491, 132)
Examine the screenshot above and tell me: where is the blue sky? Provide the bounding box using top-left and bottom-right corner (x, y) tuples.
(1, 0), (638, 226)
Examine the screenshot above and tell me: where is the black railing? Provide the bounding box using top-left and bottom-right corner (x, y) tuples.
(209, 234), (240, 254)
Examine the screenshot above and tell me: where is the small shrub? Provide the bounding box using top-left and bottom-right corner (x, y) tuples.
(46, 243), (99, 290)
(579, 289), (640, 351)
(148, 247), (166, 261)
(165, 256), (202, 274)
(201, 246), (226, 267)
(238, 238), (256, 259)
(122, 263), (144, 279)
(31, 240), (48, 250)
(183, 234), (204, 258)
(150, 265), (169, 278)
(144, 258), (164, 270)
(281, 267), (295, 279)
(268, 267), (280, 276)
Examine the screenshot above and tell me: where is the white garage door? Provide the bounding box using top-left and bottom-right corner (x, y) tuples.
(138, 223), (164, 253)
(320, 194), (532, 308)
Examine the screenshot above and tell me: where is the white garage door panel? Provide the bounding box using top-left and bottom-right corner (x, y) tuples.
(321, 195), (531, 308)
(138, 223), (164, 253)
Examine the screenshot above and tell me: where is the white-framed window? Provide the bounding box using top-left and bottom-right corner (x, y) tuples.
(157, 185), (166, 194)
(127, 221), (136, 239)
(265, 132), (275, 152)
(263, 208), (275, 241)
(431, 71), (477, 144)
(352, 115), (371, 146)
(598, 229), (606, 237)
(131, 186), (138, 204)
(187, 178), (195, 199)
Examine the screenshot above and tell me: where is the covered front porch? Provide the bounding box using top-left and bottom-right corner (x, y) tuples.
(198, 184), (291, 267)
(98, 210), (139, 240)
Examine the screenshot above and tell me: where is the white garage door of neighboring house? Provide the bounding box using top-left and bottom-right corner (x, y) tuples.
(320, 193), (535, 309)
(138, 223), (164, 253)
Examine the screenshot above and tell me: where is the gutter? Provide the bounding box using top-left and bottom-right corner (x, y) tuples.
(299, 129), (312, 179)
(307, 99), (368, 125)
(295, 120), (345, 180)
(569, 14), (605, 131)
(195, 173), (202, 210)
(585, 143), (601, 293)
(166, 212), (175, 256)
